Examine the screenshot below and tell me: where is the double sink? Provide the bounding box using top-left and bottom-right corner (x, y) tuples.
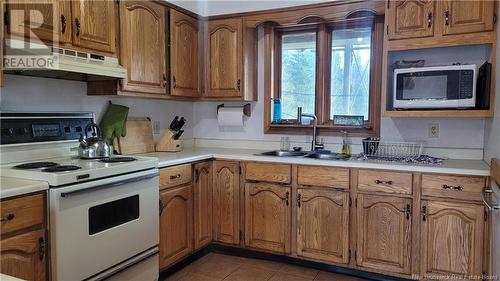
(259, 150), (349, 160)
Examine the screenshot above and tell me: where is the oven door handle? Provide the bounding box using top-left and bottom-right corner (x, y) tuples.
(60, 172), (159, 198)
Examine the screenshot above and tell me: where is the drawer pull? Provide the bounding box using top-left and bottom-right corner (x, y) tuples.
(422, 206), (427, 221)
(0, 213), (15, 222)
(170, 174), (181, 180)
(442, 184), (463, 191)
(375, 180), (393, 185)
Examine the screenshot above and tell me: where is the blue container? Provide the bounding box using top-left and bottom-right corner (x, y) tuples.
(273, 99), (282, 123)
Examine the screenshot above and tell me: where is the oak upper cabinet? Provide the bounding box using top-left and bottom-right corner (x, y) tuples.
(1, 229), (46, 281)
(212, 161), (240, 245)
(296, 188), (349, 265)
(70, 0), (116, 54)
(205, 18), (242, 98)
(5, 0), (72, 44)
(420, 200), (484, 277)
(119, 1), (167, 95)
(356, 194), (412, 275)
(193, 162), (212, 250)
(387, 0), (435, 40)
(159, 184), (193, 269)
(245, 182), (291, 254)
(441, 0), (494, 35)
(170, 10), (201, 97)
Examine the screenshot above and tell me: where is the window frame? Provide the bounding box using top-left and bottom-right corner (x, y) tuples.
(265, 15), (384, 137)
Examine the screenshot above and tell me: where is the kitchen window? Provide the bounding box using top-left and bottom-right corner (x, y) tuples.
(266, 16), (383, 136)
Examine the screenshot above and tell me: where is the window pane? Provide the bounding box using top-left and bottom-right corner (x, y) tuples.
(281, 32), (316, 119)
(330, 27), (371, 120)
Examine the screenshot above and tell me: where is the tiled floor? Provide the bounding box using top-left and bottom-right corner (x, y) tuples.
(164, 253), (370, 281)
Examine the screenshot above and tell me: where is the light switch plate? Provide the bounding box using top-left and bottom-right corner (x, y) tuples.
(429, 123), (439, 138)
(153, 121), (160, 135)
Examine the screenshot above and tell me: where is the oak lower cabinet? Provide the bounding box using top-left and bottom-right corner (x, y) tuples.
(356, 194), (412, 275)
(159, 184), (193, 269)
(420, 200), (484, 278)
(296, 188), (349, 265)
(0, 193), (46, 281)
(244, 182), (291, 254)
(212, 161), (240, 245)
(118, 1), (167, 95)
(193, 162), (213, 249)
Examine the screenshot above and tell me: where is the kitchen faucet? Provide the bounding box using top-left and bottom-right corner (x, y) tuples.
(301, 113), (324, 151)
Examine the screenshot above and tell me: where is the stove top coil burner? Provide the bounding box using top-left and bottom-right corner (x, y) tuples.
(100, 157), (137, 163)
(14, 162), (59, 169)
(42, 165), (82, 172)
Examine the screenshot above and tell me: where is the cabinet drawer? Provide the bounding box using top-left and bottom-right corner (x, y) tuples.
(1, 194), (44, 235)
(160, 164), (192, 190)
(298, 166), (349, 189)
(421, 174), (486, 201)
(245, 162), (291, 184)
(358, 170), (412, 194)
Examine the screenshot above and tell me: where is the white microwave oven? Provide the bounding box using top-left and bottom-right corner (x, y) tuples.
(393, 64), (477, 109)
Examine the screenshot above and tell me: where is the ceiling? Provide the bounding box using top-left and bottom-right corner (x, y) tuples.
(167, 0), (327, 17)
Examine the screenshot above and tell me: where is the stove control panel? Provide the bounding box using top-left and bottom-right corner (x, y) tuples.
(0, 113), (94, 145)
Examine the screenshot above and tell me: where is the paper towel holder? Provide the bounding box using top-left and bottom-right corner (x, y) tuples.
(217, 103), (251, 117)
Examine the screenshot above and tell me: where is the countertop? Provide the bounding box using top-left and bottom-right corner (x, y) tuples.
(138, 147), (491, 176)
(0, 177), (49, 199)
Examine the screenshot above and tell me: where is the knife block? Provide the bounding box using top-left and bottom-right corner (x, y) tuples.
(155, 130), (182, 152)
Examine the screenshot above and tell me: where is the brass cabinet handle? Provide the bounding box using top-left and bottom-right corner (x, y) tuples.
(297, 193), (301, 208)
(61, 15), (67, 34)
(39, 237), (46, 261)
(170, 174), (181, 180)
(75, 18), (81, 36)
(0, 213), (15, 222)
(442, 184), (463, 191)
(162, 74), (168, 88)
(427, 12), (432, 28)
(172, 75), (177, 89)
(375, 180), (393, 185)
(236, 79), (241, 91)
(284, 191), (289, 206)
(422, 206), (427, 221)
(444, 10), (449, 26)
(405, 204), (411, 220)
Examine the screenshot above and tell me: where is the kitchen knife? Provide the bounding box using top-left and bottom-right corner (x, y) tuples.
(173, 117), (186, 131)
(169, 116), (179, 130)
(173, 130), (184, 140)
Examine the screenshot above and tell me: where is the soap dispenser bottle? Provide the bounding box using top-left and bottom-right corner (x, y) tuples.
(341, 131), (351, 155)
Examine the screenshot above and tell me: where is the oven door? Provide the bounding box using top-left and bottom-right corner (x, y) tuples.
(49, 169), (159, 281)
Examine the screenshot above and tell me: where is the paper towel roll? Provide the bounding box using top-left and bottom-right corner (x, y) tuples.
(218, 107), (245, 127)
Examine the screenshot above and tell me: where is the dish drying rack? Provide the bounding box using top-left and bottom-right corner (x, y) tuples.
(362, 139), (423, 159)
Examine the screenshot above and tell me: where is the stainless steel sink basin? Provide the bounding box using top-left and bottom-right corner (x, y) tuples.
(305, 153), (349, 160)
(259, 150), (310, 157)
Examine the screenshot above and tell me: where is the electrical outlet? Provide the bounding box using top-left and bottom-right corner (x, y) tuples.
(153, 121), (160, 135)
(429, 123), (439, 138)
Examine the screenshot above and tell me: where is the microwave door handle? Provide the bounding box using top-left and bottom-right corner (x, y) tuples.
(60, 172), (159, 198)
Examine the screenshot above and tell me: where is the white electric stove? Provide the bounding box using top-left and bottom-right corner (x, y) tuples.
(0, 112), (160, 281)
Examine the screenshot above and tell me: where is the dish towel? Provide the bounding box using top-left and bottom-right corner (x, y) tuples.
(99, 102), (129, 142)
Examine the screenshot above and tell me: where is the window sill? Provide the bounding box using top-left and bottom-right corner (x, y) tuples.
(266, 123), (379, 137)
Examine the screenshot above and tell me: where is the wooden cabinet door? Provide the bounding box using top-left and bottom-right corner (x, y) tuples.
(212, 161), (240, 245)
(170, 9), (201, 97)
(387, 0), (435, 40)
(159, 184), (193, 269)
(441, 0), (494, 35)
(356, 194), (412, 274)
(420, 200), (484, 277)
(71, 0), (116, 54)
(6, 0), (71, 43)
(245, 182), (291, 254)
(193, 162), (212, 250)
(297, 188), (349, 265)
(119, 1), (167, 94)
(205, 18), (242, 98)
(0, 229), (46, 281)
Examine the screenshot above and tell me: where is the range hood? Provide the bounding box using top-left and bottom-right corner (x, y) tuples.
(3, 39), (127, 81)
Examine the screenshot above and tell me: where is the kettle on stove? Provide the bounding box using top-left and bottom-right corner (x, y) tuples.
(78, 123), (112, 159)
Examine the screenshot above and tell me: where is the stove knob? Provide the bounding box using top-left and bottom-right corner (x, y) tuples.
(64, 126), (71, 133)
(75, 126), (82, 132)
(18, 127), (29, 135)
(2, 128), (13, 136)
